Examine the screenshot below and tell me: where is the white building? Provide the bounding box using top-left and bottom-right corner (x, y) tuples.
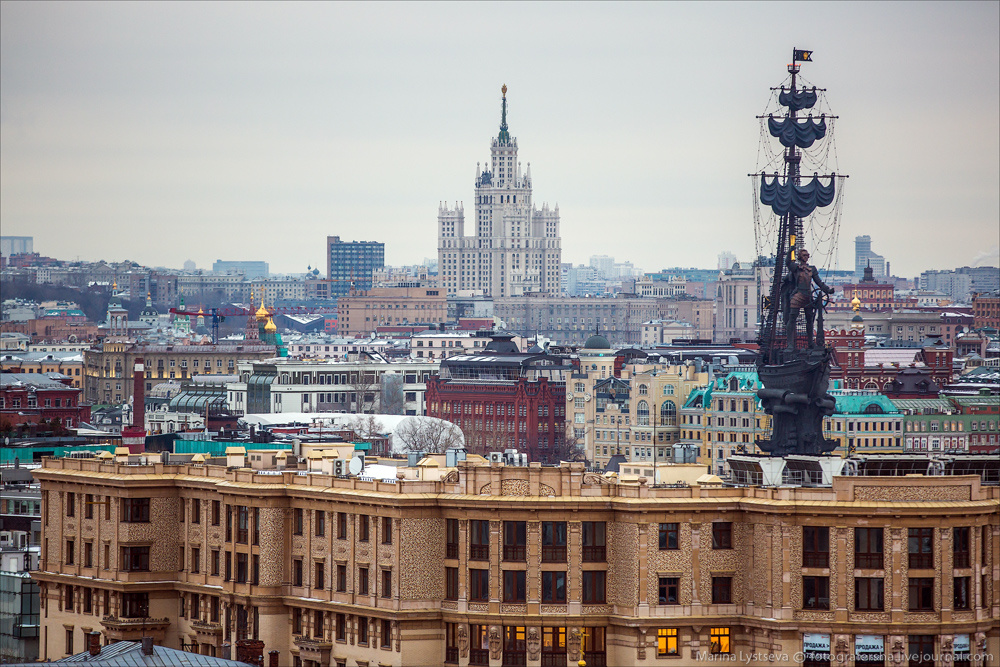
(227, 356), (440, 417)
(409, 329), (527, 360)
(438, 86), (562, 298)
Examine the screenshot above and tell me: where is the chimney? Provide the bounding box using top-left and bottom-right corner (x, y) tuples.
(88, 631), (101, 656)
(269, 650), (280, 667)
(132, 358), (145, 429)
(141, 636), (154, 656)
(221, 642), (231, 660)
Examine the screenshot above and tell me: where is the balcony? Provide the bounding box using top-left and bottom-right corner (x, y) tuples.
(541, 545), (566, 563)
(191, 619), (223, 636)
(503, 545), (526, 561)
(582, 546), (606, 562)
(470, 544), (489, 561)
(470, 648), (490, 666)
(293, 635), (333, 664)
(803, 552), (829, 568)
(101, 616), (170, 642)
(855, 553), (882, 569)
(445, 647), (459, 664)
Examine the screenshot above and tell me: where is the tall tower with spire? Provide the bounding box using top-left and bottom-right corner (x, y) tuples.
(438, 85), (562, 297)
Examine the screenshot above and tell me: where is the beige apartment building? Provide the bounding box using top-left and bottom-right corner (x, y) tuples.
(336, 287), (447, 338)
(33, 455), (998, 666)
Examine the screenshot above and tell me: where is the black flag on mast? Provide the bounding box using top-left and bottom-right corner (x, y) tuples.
(793, 49), (813, 62)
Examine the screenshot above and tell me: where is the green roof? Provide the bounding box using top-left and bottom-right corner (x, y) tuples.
(832, 391), (901, 415)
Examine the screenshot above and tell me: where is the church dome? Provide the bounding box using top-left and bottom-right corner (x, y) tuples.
(264, 317), (277, 333)
(583, 334), (611, 350)
(256, 303), (270, 322)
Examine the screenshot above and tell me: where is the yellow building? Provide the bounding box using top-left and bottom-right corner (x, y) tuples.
(32, 454), (999, 666)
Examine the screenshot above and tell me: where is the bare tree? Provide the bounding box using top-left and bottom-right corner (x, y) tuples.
(348, 414), (385, 443)
(394, 417), (464, 454)
(459, 418), (510, 457)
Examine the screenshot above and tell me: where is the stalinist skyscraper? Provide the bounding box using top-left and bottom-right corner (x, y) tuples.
(437, 85), (562, 297)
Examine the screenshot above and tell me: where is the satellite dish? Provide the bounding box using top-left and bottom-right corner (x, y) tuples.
(348, 457), (363, 476)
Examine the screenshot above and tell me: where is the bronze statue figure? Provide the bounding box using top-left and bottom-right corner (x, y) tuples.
(783, 249), (833, 350)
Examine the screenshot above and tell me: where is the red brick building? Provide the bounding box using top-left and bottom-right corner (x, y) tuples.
(0, 372), (90, 431)
(424, 333), (572, 462)
(825, 328), (953, 390)
(973, 291), (1000, 330)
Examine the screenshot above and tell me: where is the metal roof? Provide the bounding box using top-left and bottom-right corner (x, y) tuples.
(56, 641), (248, 666)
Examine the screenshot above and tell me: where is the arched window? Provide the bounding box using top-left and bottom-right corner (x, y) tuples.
(864, 382), (878, 390)
(729, 377), (739, 391)
(637, 401), (650, 426)
(864, 403), (884, 414)
(660, 401), (677, 425)
(639, 384), (648, 396)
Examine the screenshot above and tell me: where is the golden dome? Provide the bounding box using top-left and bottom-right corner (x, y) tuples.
(264, 317), (277, 333)
(850, 295), (861, 311)
(197, 307), (204, 315)
(255, 297), (270, 322)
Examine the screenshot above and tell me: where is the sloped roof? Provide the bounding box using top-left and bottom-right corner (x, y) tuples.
(56, 640), (248, 666)
(832, 391), (901, 415)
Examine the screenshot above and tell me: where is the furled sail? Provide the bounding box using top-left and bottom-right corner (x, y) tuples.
(759, 173), (836, 218)
(777, 87), (817, 111)
(767, 115), (827, 148)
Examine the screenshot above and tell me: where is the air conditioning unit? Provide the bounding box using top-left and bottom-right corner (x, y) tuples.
(488, 452), (504, 464)
(332, 459), (347, 477)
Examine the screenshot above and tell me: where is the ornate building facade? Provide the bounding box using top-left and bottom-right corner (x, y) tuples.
(32, 456), (999, 666)
(438, 87), (561, 298)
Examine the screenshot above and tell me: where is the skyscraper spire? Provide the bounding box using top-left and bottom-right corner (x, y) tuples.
(498, 84), (510, 144)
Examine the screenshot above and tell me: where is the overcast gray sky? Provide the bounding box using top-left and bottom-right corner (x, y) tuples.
(2, 2), (998, 277)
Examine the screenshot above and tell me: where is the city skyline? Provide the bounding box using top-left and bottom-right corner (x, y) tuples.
(1, 2), (998, 277)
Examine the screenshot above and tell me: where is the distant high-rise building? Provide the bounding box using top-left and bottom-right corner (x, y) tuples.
(854, 235), (887, 279)
(718, 251), (737, 270)
(438, 86), (562, 297)
(182, 259), (196, 272)
(212, 260), (269, 280)
(0, 236), (32, 258)
(589, 255), (615, 279)
(327, 236), (385, 297)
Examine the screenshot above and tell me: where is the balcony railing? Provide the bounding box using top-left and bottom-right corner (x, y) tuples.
(446, 543), (458, 559)
(855, 553), (883, 569)
(445, 647), (459, 664)
(541, 653), (567, 667)
(541, 545), (566, 562)
(584, 651), (607, 667)
(470, 544), (489, 561)
(803, 552), (829, 568)
(503, 545), (526, 561)
(470, 648), (490, 666)
(954, 551), (970, 568)
(582, 546), (606, 562)
(502, 650), (527, 667)
(908, 553), (933, 569)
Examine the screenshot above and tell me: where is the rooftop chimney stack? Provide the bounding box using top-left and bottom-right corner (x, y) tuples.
(141, 637), (154, 656)
(88, 631), (101, 656)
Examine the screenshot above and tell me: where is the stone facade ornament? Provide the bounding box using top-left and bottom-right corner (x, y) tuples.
(568, 627), (582, 660)
(527, 627), (541, 660)
(458, 624), (469, 658)
(488, 626), (502, 660)
(637, 628), (648, 660)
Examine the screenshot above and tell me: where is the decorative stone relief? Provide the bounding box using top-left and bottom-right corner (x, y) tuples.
(478, 483), (492, 495)
(539, 483), (556, 496)
(582, 472), (613, 485)
(442, 470), (459, 484)
(527, 627), (540, 660)
(458, 624), (469, 658)
(637, 628), (647, 660)
(568, 627), (581, 660)
(500, 479), (530, 496)
(488, 626), (501, 660)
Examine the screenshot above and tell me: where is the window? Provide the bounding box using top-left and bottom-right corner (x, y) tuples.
(503, 521), (526, 561)
(712, 522), (733, 549)
(191, 547), (200, 574)
(541, 521), (567, 562)
(712, 576), (733, 604)
(582, 571), (606, 603)
(211, 550), (220, 576)
(658, 577), (679, 605)
(122, 592), (149, 618)
(293, 559), (303, 587)
(225, 551), (232, 581)
(192, 500), (201, 524)
(381, 568), (392, 598)
(855, 577), (884, 611)
(954, 576), (970, 610)
(659, 523), (679, 550)
(908, 528), (934, 569)
(358, 616), (369, 645)
(84, 542), (93, 568)
(335, 613), (346, 641)
(908, 635), (935, 667)
(382, 516), (392, 544)
(803, 527), (830, 567)
(337, 512), (348, 539)
(237, 506), (249, 543)
(236, 553), (248, 583)
(802, 576), (829, 609)
(855, 528), (884, 569)
(122, 498), (150, 523)
(65, 628), (74, 655)
(953, 527), (970, 568)
(582, 522), (606, 562)
(333, 563), (345, 591)
(314, 561), (325, 589)
(292, 608), (302, 634)
(359, 515), (370, 542)
(445, 567), (459, 600)
(359, 567), (369, 595)
(85, 494), (94, 519)
(314, 510), (325, 537)
(121, 546), (149, 571)
(211, 500), (220, 526)
(470, 520), (490, 560)
(541, 627), (566, 666)
(293, 508), (303, 535)
(658, 628), (679, 656)
(66, 493), (75, 517)
(446, 518), (459, 558)
(542, 571), (566, 603)
(710, 627), (731, 654)
(503, 570), (526, 603)
(469, 568), (489, 601)
(908, 577), (934, 611)
(381, 618), (392, 648)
